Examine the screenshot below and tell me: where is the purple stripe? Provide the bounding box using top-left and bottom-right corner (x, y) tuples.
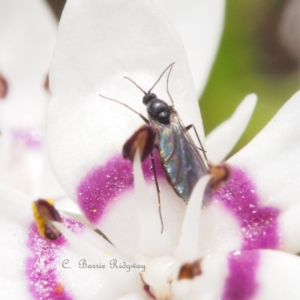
(77, 151), (164, 223)
(25, 219), (83, 300)
(222, 251), (260, 300)
(12, 128), (42, 150)
(214, 167), (280, 250)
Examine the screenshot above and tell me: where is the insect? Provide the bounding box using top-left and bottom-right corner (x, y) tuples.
(100, 63), (228, 231)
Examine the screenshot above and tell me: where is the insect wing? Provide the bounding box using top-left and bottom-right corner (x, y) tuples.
(151, 108), (208, 202)
(172, 108), (208, 172)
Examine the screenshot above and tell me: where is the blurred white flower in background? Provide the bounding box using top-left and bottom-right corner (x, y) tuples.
(0, 0), (66, 199)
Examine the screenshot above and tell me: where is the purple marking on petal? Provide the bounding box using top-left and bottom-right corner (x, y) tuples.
(214, 167), (280, 250)
(25, 219), (83, 300)
(12, 128), (42, 150)
(77, 150), (164, 224)
(222, 251), (260, 300)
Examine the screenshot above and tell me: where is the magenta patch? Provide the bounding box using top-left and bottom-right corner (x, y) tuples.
(12, 128), (42, 150)
(222, 251), (260, 300)
(214, 167), (280, 250)
(25, 219), (83, 300)
(77, 151), (164, 223)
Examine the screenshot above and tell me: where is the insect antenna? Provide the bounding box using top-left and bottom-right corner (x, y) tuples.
(123, 77), (147, 95)
(166, 63), (175, 106)
(99, 93), (149, 124)
(148, 62), (175, 94)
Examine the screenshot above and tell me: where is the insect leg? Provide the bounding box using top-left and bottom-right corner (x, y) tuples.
(150, 151), (164, 234)
(185, 124), (208, 161)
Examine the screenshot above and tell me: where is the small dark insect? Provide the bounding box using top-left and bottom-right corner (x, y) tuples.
(100, 63), (230, 231)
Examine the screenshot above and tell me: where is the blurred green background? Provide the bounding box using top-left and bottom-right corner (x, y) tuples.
(201, 0), (299, 153)
(47, 0), (300, 155)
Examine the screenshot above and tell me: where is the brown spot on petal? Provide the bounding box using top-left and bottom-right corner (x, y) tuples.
(54, 283), (65, 295)
(208, 163), (231, 191)
(123, 124), (156, 162)
(32, 199), (62, 240)
(140, 274), (155, 298)
(44, 74), (49, 91)
(0, 74), (8, 99)
(178, 259), (202, 280)
(36, 199), (62, 222)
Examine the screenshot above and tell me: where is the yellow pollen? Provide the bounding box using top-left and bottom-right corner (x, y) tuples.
(47, 199), (54, 205)
(32, 199), (55, 238)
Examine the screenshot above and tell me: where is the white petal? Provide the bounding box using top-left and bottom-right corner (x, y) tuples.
(47, 0), (204, 210)
(55, 197), (81, 214)
(198, 201), (242, 257)
(172, 250), (300, 300)
(55, 222), (143, 299)
(206, 93), (257, 163)
(0, 278), (32, 300)
(0, 183), (142, 299)
(117, 292), (152, 300)
(153, 0), (225, 96)
(255, 250), (300, 300)
(133, 151), (163, 254)
(0, 184), (32, 299)
(95, 165), (186, 257)
(230, 90), (300, 253)
(172, 252), (228, 300)
(0, 0), (56, 127)
(47, 0), (202, 254)
(0, 0), (63, 200)
(175, 175), (211, 261)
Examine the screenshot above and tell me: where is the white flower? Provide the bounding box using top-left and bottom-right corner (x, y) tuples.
(2, 0), (300, 300)
(0, 0), (66, 200)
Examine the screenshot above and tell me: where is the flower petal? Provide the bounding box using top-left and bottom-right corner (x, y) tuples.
(0, 184), (32, 299)
(153, 0), (225, 96)
(48, 0), (203, 250)
(0, 183), (145, 299)
(84, 152), (186, 257)
(206, 94), (257, 163)
(0, 0), (56, 128)
(197, 199), (242, 256)
(117, 293), (152, 300)
(54, 222), (143, 299)
(0, 0), (63, 199)
(175, 175), (211, 261)
(230, 90), (300, 253)
(172, 250), (300, 300)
